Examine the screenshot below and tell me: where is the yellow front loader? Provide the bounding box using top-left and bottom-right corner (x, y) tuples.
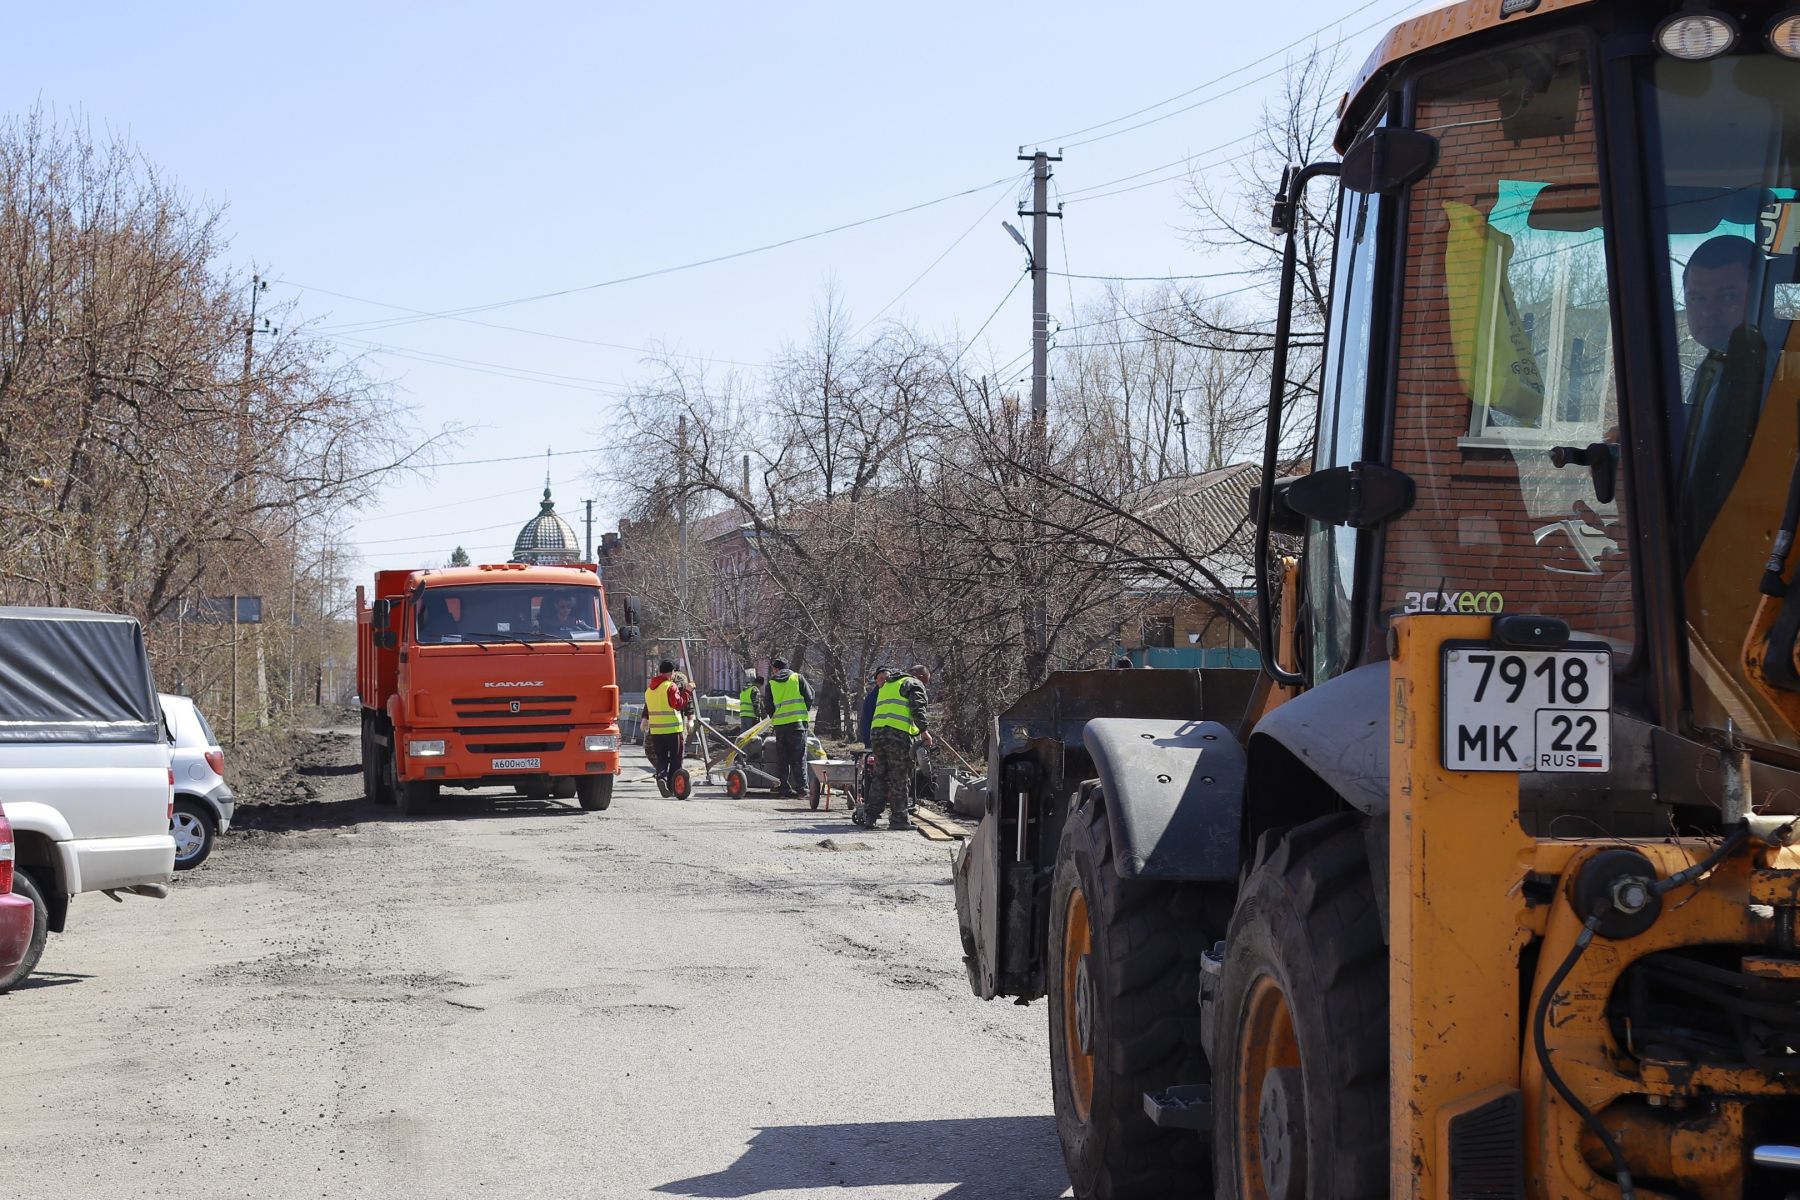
(954, 2), (1800, 1195)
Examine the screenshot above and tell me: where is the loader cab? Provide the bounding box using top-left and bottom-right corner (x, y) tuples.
(1264, 0), (1800, 789)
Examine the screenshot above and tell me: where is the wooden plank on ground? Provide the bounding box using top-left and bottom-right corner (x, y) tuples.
(911, 808), (967, 841)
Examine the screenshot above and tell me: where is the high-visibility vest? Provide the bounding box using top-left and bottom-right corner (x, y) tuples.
(738, 686), (758, 721)
(768, 674), (808, 726)
(644, 679), (684, 735)
(870, 676), (919, 737)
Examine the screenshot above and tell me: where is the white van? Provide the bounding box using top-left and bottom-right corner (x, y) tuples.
(0, 608), (175, 939)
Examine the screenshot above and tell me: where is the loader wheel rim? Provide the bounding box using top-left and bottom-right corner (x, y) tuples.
(1236, 973), (1305, 1200)
(1061, 886), (1095, 1123)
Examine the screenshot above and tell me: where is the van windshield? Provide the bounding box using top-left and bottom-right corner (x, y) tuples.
(414, 584), (603, 645)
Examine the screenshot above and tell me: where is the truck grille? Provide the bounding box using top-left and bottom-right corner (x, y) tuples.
(466, 741), (566, 754)
(452, 694), (576, 720)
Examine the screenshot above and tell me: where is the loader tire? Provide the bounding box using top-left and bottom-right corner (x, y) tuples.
(1212, 813), (1387, 1200)
(1048, 784), (1229, 1200)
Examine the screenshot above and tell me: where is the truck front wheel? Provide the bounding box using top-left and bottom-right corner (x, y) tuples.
(1047, 786), (1227, 1199)
(577, 774), (613, 811)
(1210, 814), (1387, 1200)
(392, 750), (437, 816)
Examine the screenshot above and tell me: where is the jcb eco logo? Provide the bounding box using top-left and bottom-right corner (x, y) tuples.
(1403, 590), (1504, 615)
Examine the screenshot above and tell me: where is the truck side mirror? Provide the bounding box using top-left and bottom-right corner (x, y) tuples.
(616, 624), (640, 644)
(623, 596), (642, 627)
(377, 630), (398, 650)
(372, 599), (392, 629)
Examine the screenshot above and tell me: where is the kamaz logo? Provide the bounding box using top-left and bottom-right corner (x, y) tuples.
(484, 681), (544, 687)
(1402, 590), (1505, 614)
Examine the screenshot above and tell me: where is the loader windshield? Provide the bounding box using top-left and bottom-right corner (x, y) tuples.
(1382, 34), (1634, 655)
(1648, 55), (1800, 746)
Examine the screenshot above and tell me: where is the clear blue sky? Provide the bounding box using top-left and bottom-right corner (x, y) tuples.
(10, 0), (1436, 575)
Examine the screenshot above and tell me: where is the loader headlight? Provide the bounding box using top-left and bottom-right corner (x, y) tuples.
(584, 734), (619, 752)
(1769, 11), (1800, 58)
(407, 739), (446, 757)
(1655, 9), (1737, 60)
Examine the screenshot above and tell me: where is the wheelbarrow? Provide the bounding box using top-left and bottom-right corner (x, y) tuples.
(807, 756), (862, 812)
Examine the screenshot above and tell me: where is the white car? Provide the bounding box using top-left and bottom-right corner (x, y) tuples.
(0, 608), (175, 942)
(160, 694), (234, 869)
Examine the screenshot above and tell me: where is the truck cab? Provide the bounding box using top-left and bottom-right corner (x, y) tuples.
(358, 562), (625, 814)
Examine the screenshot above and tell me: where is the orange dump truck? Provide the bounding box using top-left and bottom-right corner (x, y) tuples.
(356, 562), (628, 815)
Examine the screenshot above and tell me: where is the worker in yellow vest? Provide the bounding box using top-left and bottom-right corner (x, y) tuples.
(737, 669), (765, 736)
(760, 657), (814, 798)
(861, 663), (931, 831)
(642, 658), (692, 797)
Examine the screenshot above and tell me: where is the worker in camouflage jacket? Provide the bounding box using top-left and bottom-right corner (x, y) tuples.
(861, 663), (932, 831)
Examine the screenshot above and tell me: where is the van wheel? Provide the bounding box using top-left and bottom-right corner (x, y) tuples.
(577, 775), (613, 811)
(0, 868), (50, 993)
(1211, 814), (1387, 1200)
(171, 799), (216, 870)
(1047, 786), (1229, 1199)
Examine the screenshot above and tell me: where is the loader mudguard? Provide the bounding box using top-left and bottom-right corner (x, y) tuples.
(1082, 718), (1246, 881)
(1246, 660), (1389, 817)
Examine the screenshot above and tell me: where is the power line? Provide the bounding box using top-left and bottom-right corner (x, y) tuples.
(855, 169), (1033, 337)
(950, 272), (1030, 369)
(426, 446), (603, 469)
(330, 335), (641, 396)
(349, 519), (522, 547)
(279, 280), (765, 369)
(1044, 0), (1426, 151)
(1052, 267), (1261, 282)
(1028, 0), (1391, 147)
(296, 172), (1023, 335)
(352, 484), (550, 523)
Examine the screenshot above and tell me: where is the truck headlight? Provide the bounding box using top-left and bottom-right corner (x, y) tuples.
(584, 734), (619, 752)
(407, 739), (446, 757)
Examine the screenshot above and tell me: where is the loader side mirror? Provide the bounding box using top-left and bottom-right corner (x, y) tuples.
(1283, 463), (1415, 530)
(1340, 127), (1438, 195)
(1247, 478), (1307, 538)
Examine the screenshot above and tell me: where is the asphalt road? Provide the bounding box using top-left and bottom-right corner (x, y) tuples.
(0, 745), (1070, 1199)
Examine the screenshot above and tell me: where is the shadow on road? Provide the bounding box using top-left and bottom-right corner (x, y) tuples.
(654, 1116), (1068, 1199)
(232, 792), (590, 832)
(296, 762), (361, 778)
(6, 970), (93, 992)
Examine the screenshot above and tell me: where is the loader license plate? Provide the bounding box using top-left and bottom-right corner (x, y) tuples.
(491, 757), (541, 771)
(1442, 645), (1610, 773)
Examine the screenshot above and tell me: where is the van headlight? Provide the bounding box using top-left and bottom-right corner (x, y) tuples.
(584, 734), (619, 752)
(408, 739), (446, 757)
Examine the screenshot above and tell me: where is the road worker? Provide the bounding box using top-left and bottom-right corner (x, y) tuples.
(857, 665), (892, 747)
(862, 663), (931, 831)
(737, 668), (765, 737)
(761, 657), (814, 798)
(643, 658), (691, 797)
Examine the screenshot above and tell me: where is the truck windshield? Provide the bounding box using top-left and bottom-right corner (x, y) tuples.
(1648, 53), (1800, 747)
(1382, 33), (1635, 657)
(414, 584), (603, 645)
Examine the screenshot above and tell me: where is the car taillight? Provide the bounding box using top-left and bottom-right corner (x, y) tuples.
(205, 750), (224, 777)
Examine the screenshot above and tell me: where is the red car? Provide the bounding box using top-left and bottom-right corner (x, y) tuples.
(0, 808), (43, 992)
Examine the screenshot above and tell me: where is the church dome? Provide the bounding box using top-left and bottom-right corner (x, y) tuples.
(511, 484), (581, 565)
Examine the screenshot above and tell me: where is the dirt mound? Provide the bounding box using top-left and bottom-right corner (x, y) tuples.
(230, 725), (364, 812)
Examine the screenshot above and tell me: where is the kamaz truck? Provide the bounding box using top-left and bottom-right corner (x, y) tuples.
(357, 562), (626, 814)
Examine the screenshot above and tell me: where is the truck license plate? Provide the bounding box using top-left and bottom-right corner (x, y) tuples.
(491, 757), (541, 771)
(1442, 646), (1610, 773)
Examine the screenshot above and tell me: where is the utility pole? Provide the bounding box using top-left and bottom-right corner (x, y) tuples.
(1172, 390), (1194, 475)
(676, 416), (690, 639)
(1017, 148), (1062, 681)
(584, 499), (594, 562)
